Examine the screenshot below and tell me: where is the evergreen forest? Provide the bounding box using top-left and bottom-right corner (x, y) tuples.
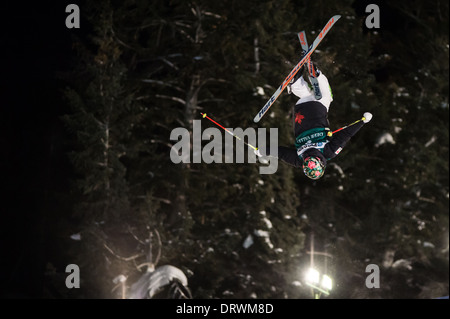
(1, 0), (448, 300)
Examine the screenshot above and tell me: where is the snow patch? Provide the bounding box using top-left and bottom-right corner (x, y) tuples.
(394, 126), (402, 134)
(70, 233), (81, 241)
(425, 135), (437, 148)
(328, 162), (345, 178)
(259, 211), (273, 229)
(262, 217), (273, 229)
(243, 235), (254, 249)
(375, 132), (395, 147)
(253, 229), (274, 249)
(113, 274), (127, 284)
(392, 259), (413, 271)
(395, 87), (410, 97)
(128, 265), (188, 299)
(222, 290), (233, 296)
(382, 249), (395, 268)
(254, 229), (270, 237)
(223, 228), (239, 236)
(423, 241), (435, 248)
(255, 86), (265, 96)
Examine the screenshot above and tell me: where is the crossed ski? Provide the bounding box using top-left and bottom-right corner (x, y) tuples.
(298, 31), (322, 100)
(253, 15), (341, 123)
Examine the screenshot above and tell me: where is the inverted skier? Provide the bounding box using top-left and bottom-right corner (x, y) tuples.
(257, 63), (372, 180)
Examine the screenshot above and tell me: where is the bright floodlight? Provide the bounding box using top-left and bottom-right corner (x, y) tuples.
(321, 274), (333, 291)
(305, 268), (320, 285)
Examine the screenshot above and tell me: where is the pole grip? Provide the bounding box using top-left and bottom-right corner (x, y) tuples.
(331, 117), (363, 134)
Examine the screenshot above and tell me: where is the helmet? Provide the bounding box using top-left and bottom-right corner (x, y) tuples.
(302, 156), (325, 180)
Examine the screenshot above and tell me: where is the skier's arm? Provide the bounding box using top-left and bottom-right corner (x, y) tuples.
(265, 146), (303, 168)
(324, 121), (365, 160)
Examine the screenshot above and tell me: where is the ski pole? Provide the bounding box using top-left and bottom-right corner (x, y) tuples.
(330, 116), (366, 135)
(200, 113), (259, 151)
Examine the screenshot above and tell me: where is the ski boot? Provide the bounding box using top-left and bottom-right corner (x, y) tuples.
(286, 65), (305, 94)
(307, 60), (320, 78)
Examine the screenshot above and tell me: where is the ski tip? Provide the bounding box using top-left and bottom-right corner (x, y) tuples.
(253, 116), (261, 123)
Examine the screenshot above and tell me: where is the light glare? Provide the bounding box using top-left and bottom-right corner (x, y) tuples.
(321, 274), (333, 291)
(306, 268), (320, 284)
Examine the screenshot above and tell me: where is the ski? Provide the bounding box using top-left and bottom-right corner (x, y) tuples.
(253, 15), (340, 123)
(298, 31), (322, 100)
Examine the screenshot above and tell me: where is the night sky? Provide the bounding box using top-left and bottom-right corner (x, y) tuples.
(1, 0), (76, 297)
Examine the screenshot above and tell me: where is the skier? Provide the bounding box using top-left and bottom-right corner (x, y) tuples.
(257, 63), (372, 180)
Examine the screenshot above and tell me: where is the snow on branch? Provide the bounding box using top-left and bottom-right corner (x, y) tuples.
(155, 94), (186, 105)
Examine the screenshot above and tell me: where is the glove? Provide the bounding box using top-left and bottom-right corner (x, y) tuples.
(363, 112), (373, 123)
(254, 148), (269, 164)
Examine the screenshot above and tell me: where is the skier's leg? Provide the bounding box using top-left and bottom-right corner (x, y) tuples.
(291, 76), (315, 105)
(316, 73), (333, 111)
